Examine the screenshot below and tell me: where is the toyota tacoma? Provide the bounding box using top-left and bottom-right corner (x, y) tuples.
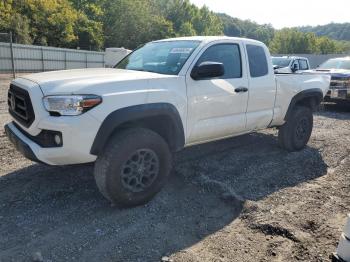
(5, 36), (330, 207)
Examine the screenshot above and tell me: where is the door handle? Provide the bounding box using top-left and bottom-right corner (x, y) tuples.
(235, 87), (248, 93)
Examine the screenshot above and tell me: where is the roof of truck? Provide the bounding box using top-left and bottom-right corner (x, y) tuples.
(272, 56), (309, 60)
(154, 36), (263, 45)
(328, 56), (350, 60)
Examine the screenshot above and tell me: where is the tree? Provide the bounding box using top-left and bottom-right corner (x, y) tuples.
(270, 29), (314, 54)
(0, 0), (32, 43)
(269, 28), (345, 54)
(68, 0), (105, 49)
(1, 0), (349, 53)
(317, 36), (337, 54)
(178, 22), (196, 36)
(191, 6), (223, 35)
(17, 0), (79, 47)
(299, 23), (350, 41)
(217, 13), (274, 45)
(103, 0), (174, 49)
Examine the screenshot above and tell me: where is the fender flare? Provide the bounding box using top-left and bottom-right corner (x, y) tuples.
(90, 103), (185, 155)
(284, 88), (324, 121)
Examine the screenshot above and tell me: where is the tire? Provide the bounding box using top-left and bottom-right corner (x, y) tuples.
(278, 106), (313, 152)
(94, 128), (172, 207)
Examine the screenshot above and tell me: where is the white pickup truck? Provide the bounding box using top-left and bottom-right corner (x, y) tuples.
(272, 56), (311, 74)
(5, 36), (330, 206)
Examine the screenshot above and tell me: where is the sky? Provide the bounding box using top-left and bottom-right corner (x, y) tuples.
(190, 0), (349, 29)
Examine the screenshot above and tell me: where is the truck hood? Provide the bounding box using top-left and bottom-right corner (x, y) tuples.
(19, 68), (177, 95)
(314, 68), (350, 76)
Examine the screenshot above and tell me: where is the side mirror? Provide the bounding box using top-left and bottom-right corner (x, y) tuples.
(291, 63), (298, 73)
(191, 62), (225, 80)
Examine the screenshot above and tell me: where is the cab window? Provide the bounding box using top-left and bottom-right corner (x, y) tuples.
(246, 45), (268, 77)
(299, 59), (309, 70)
(196, 43), (242, 79)
(292, 60), (300, 70)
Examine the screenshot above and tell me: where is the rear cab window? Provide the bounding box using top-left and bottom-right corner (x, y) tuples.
(246, 44), (269, 77)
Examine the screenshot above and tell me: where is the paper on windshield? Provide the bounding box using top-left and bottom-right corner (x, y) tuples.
(170, 48), (193, 54)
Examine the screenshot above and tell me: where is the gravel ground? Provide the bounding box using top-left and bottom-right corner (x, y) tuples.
(0, 74), (349, 262)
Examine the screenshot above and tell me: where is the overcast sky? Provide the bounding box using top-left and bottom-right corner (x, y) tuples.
(190, 0), (349, 29)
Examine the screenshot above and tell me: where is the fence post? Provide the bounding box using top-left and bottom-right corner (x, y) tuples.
(9, 32), (15, 78)
(85, 52), (88, 68)
(64, 51), (67, 69)
(41, 47), (45, 72)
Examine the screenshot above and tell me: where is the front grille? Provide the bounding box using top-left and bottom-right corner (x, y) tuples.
(8, 84), (35, 127)
(330, 76), (350, 90)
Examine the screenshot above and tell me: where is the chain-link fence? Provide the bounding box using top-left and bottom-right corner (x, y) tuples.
(0, 32), (106, 78)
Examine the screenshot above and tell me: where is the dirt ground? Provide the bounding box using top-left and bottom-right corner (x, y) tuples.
(0, 74), (349, 262)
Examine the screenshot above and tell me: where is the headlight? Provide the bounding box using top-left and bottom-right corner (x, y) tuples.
(43, 95), (102, 116)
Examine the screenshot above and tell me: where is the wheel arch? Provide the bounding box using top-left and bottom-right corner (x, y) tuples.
(90, 103), (185, 155)
(284, 88), (323, 121)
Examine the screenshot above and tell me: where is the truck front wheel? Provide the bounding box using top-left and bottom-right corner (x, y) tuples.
(94, 128), (172, 207)
(278, 106), (313, 152)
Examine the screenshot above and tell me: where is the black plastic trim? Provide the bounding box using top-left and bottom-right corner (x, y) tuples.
(8, 84), (35, 127)
(284, 88), (324, 121)
(13, 122), (63, 148)
(90, 103), (185, 155)
(4, 124), (42, 163)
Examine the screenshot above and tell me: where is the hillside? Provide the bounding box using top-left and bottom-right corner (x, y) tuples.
(299, 23), (350, 41)
(217, 13), (275, 45)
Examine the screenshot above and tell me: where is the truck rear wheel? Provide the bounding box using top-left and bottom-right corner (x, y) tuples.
(94, 128), (172, 207)
(278, 106), (313, 152)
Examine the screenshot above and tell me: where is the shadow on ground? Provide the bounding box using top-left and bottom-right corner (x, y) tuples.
(319, 102), (350, 119)
(0, 132), (327, 261)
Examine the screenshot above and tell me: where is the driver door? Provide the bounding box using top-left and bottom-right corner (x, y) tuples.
(186, 41), (249, 144)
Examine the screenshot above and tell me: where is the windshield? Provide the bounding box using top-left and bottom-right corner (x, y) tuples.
(318, 59), (350, 70)
(116, 40), (201, 75)
(272, 57), (292, 68)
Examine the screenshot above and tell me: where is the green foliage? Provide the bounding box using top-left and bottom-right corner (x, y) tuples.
(103, 0), (175, 49)
(178, 22), (197, 36)
(0, 0), (349, 53)
(0, 0), (32, 44)
(0, 0), (104, 50)
(270, 29), (315, 54)
(299, 23), (350, 41)
(218, 13), (274, 45)
(154, 0), (223, 37)
(269, 28), (348, 54)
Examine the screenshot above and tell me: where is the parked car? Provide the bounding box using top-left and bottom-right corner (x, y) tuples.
(315, 57), (350, 103)
(272, 56), (311, 74)
(5, 36), (330, 207)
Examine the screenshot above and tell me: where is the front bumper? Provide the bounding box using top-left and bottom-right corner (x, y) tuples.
(5, 124), (42, 163)
(325, 89), (350, 101)
(4, 119), (99, 165)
